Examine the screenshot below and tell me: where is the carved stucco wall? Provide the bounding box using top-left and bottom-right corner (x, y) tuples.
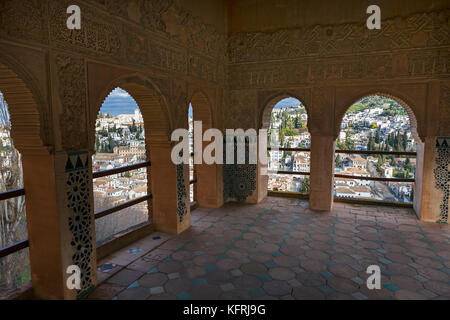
(222, 8), (450, 204)
(2, 1), (448, 147)
(1, 1), (449, 208)
(0, 0), (227, 153)
(225, 9), (450, 137)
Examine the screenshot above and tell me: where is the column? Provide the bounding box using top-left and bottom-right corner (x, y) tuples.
(150, 140), (191, 234)
(309, 135), (335, 211)
(22, 148), (96, 299)
(416, 136), (449, 223)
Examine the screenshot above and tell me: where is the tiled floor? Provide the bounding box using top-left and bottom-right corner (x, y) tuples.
(86, 197), (450, 300)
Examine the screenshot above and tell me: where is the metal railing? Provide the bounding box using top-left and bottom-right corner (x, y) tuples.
(267, 147), (311, 176)
(1, 161), (153, 258)
(0, 188), (28, 259)
(93, 161), (151, 220)
(0, 188), (25, 201)
(267, 147), (416, 183)
(0, 239), (29, 259)
(93, 161), (150, 179)
(334, 149), (416, 183)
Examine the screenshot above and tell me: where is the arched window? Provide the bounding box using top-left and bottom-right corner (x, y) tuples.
(0, 92), (29, 295)
(188, 92), (213, 207)
(267, 97), (310, 195)
(188, 103), (195, 203)
(334, 95), (417, 203)
(93, 88), (149, 245)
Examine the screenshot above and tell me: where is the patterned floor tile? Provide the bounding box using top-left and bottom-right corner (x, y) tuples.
(86, 198), (450, 300)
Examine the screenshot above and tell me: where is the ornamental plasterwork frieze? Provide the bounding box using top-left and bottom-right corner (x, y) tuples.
(0, 0), (48, 44)
(148, 39), (187, 75)
(0, 0), (226, 85)
(228, 9), (450, 64)
(49, 1), (122, 58)
(228, 49), (450, 90)
(98, 0), (227, 59)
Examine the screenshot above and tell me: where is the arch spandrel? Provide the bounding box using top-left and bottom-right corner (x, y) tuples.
(189, 89), (214, 129)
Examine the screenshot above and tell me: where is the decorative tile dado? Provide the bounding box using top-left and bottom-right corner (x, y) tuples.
(223, 140), (257, 203)
(65, 151), (94, 297)
(434, 137), (450, 224)
(176, 163), (188, 222)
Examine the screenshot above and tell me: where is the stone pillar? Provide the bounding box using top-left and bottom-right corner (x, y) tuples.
(413, 140), (425, 218)
(195, 130), (222, 208)
(150, 140), (190, 234)
(22, 148), (96, 299)
(196, 162), (222, 208)
(256, 161), (269, 202)
(309, 135), (335, 211)
(416, 136), (449, 223)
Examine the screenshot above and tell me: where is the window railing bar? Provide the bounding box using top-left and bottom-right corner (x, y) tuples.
(267, 147), (310, 152)
(94, 194), (152, 220)
(270, 171), (310, 176)
(0, 239), (29, 259)
(0, 188), (25, 201)
(93, 161), (151, 179)
(267, 147), (416, 156)
(334, 174), (415, 183)
(335, 150), (416, 156)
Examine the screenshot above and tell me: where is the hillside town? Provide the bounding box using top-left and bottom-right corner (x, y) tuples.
(93, 109), (147, 202)
(92, 108), (149, 244)
(268, 96), (416, 203)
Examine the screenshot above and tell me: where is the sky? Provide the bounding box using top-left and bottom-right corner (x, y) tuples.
(100, 88), (139, 116)
(101, 88), (195, 118)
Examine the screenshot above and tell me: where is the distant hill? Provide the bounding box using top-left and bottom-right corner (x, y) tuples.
(346, 96), (407, 115)
(274, 97), (303, 109)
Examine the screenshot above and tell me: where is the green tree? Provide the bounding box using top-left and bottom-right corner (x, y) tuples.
(335, 155), (341, 167)
(299, 177), (310, 193)
(377, 154), (383, 173)
(402, 132), (408, 150)
(95, 136), (100, 152)
(375, 127), (380, 144)
(279, 128), (285, 147)
(367, 134), (375, 151)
